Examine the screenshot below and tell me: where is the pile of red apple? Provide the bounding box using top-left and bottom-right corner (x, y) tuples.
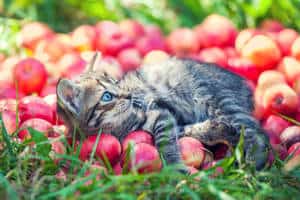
(1, 14), (300, 176)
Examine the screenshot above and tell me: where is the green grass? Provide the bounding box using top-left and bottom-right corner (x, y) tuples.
(2, 0), (300, 33)
(1, 114), (300, 200)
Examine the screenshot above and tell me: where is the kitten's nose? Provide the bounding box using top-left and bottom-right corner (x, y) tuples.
(56, 79), (83, 117)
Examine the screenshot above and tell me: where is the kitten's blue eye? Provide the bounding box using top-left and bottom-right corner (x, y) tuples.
(101, 91), (113, 102)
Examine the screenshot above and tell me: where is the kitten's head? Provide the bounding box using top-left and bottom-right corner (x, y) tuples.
(56, 54), (145, 138)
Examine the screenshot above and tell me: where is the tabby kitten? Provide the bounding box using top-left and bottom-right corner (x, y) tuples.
(57, 56), (269, 171)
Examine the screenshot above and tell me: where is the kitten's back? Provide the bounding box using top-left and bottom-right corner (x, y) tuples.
(139, 58), (253, 112)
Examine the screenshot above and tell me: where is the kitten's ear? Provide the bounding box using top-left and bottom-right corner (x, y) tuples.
(85, 51), (101, 72)
(57, 79), (84, 116)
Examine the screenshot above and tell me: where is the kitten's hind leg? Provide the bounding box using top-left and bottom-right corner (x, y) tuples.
(227, 113), (270, 170)
(184, 118), (270, 170)
(183, 119), (238, 152)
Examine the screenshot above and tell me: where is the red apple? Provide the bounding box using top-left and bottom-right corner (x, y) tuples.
(40, 84), (56, 97)
(61, 65), (86, 81)
(101, 33), (134, 56)
(253, 98), (271, 121)
(291, 37), (300, 61)
(201, 161), (224, 177)
(268, 143), (288, 165)
(55, 169), (67, 181)
(257, 70), (286, 88)
(56, 33), (73, 47)
(79, 134), (121, 166)
(13, 58), (48, 95)
(265, 32), (278, 42)
(288, 142), (300, 156)
(71, 25), (97, 52)
(35, 35), (73, 62)
(2, 110), (19, 135)
(95, 21), (120, 36)
(280, 126), (300, 149)
(119, 19), (145, 40)
(227, 57), (261, 82)
(195, 14), (237, 48)
(88, 56), (123, 80)
(276, 29), (298, 56)
(255, 70), (287, 115)
(260, 19), (284, 32)
(267, 131), (281, 147)
(262, 83), (298, 115)
(43, 94), (57, 110)
(122, 130), (154, 150)
(198, 47), (227, 67)
(166, 28), (200, 56)
(20, 22), (54, 50)
(255, 72), (289, 120)
(187, 166), (199, 174)
(0, 56), (20, 83)
(295, 112), (300, 122)
(0, 53), (5, 64)
(235, 29), (258, 53)
(179, 137), (206, 168)
(0, 99), (17, 112)
(50, 125), (68, 138)
(277, 57), (300, 85)
(0, 84), (25, 99)
(142, 50), (170, 65)
(81, 162), (107, 186)
(49, 140), (66, 164)
(292, 74), (300, 95)
(43, 94), (62, 125)
(121, 143), (162, 174)
(95, 21), (134, 56)
(58, 53), (87, 79)
(276, 143), (289, 160)
(117, 48), (142, 72)
(113, 162), (122, 175)
(19, 96), (55, 124)
(241, 35), (281, 70)
(263, 115), (291, 138)
(58, 53), (86, 71)
(224, 47), (238, 58)
(144, 25), (164, 38)
(135, 26), (166, 56)
(18, 118), (53, 140)
(284, 144), (300, 171)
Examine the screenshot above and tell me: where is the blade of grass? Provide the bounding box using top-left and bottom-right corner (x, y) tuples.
(0, 173), (19, 200)
(0, 114), (17, 161)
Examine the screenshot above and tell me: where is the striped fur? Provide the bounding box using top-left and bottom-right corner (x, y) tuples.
(57, 58), (269, 170)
